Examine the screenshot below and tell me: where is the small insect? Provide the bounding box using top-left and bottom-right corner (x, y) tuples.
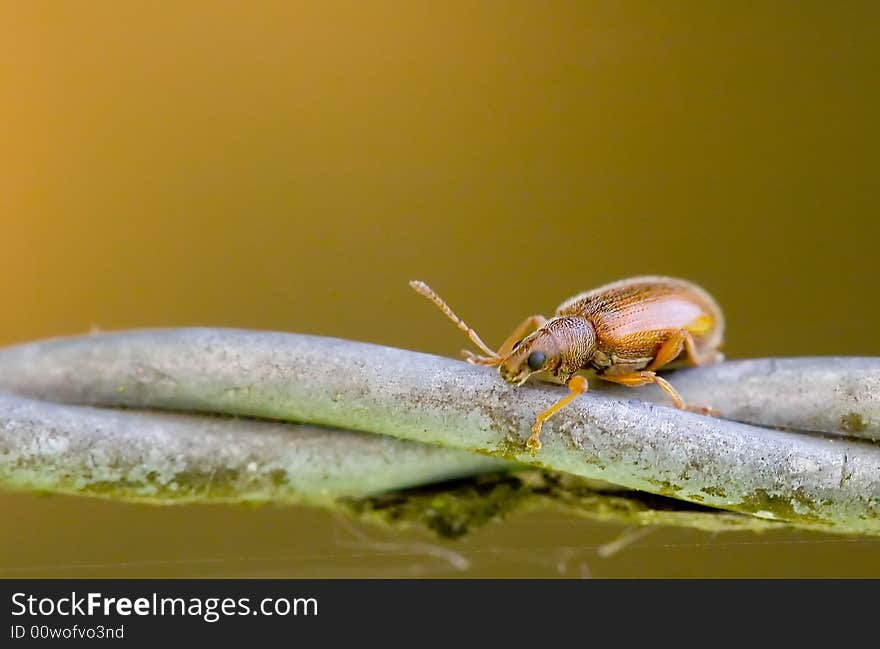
(410, 276), (724, 455)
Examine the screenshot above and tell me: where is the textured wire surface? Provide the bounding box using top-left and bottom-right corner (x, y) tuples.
(0, 328), (877, 534)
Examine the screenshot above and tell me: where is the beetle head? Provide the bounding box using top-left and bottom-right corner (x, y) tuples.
(499, 316), (596, 386)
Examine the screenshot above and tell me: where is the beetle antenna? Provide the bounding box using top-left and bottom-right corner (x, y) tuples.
(409, 280), (499, 359)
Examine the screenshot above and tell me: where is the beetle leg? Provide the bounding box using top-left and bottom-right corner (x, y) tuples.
(462, 314), (547, 367)
(646, 329), (721, 371)
(495, 314), (547, 357)
(526, 375), (588, 456)
(681, 330), (721, 366)
(644, 331), (687, 371)
(598, 371), (716, 415)
(461, 350), (503, 367)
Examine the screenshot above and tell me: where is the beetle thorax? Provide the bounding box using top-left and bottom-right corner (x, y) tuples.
(543, 315), (598, 379)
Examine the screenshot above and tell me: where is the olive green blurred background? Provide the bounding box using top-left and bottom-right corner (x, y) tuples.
(2, 2), (878, 577)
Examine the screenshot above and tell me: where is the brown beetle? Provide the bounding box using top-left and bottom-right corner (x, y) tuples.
(410, 276), (724, 455)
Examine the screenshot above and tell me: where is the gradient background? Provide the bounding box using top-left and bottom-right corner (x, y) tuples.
(2, 1), (878, 577)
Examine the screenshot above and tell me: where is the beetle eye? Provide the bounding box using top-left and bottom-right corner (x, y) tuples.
(527, 351), (546, 371)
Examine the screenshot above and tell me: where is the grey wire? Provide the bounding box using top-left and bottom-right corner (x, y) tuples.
(0, 394), (511, 503)
(0, 328), (877, 534)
